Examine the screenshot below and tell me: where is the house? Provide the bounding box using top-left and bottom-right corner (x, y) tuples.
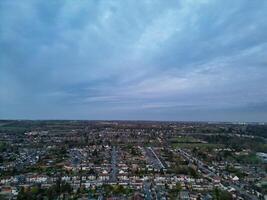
(99, 170), (109, 181)
(232, 176), (239, 182)
(179, 191), (190, 200)
(118, 170), (128, 181)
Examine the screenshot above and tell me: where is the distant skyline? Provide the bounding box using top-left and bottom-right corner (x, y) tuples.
(1, 0), (267, 122)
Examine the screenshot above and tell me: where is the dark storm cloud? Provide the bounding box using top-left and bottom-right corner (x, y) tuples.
(0, 0), (267, 121)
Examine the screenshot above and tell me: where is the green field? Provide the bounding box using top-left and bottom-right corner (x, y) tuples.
(169, 136), (200, 143)
(172, 142), (222, 149)
(170, 136), (223, 149)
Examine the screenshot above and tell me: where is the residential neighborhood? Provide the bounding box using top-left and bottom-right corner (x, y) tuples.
(0, 120), (266, 199)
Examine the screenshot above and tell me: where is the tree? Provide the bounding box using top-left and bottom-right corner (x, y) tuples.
(213, 187), (232, 200)
(175, 183), (182, 192)
(17, 187), (26, 200)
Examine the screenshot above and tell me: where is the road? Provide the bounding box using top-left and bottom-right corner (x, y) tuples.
(110, 146), (118, 182)
(177, 149), (259, 200)
(146, 147), (165, 170)
(143, 182), (152, 200)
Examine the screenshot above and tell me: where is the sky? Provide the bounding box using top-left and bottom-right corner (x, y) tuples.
(0, 0), (267, 122)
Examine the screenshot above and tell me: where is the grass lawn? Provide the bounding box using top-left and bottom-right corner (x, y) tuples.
(170, 136), (222, 149)
(169, 136), (200, 143)
(172, 142), (222, 149)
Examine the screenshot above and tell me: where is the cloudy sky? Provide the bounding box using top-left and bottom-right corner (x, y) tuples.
(1, 0), (267, 122)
